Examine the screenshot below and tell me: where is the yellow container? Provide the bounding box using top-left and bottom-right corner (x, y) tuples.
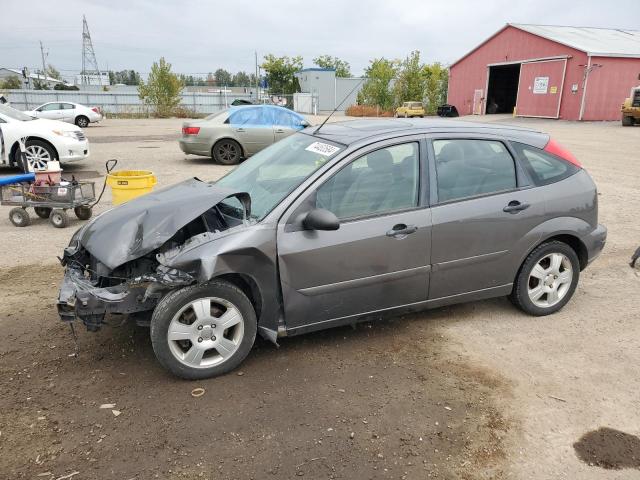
(106, 170), (157, 205)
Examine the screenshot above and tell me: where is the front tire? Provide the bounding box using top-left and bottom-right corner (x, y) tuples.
(150, 280), (257, 379)
(510, 241), (580, 316)
(75, 116), (90, 128)
(212, 139), (242, 165)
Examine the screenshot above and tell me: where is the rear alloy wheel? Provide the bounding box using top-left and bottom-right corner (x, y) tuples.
(75, 115), (90, 128)
(150, 280), (257, 379)
(213, 139), (242, 165)
(9, 207), (30, 227)
(23, 140), (56, 170)
(510, 241), (580, 316)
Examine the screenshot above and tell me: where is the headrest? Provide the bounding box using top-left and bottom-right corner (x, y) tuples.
(438, 142), (464, 163)
(367, 149), (393, 171)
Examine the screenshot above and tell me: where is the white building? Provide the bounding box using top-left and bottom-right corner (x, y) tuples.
(0, 68), (63, 89)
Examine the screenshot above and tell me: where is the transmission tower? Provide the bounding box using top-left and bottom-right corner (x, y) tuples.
(81, 15), (102, 86)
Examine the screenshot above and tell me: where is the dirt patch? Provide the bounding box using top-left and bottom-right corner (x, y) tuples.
(0, 264), (513, 479)
(574, 427), (640, 470)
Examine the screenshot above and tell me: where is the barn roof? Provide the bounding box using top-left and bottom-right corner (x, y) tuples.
(451, 23), (640, 68)
(512, 24), (640, 58)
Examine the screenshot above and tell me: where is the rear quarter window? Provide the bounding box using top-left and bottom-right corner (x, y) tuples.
(512, 142), (580, 186)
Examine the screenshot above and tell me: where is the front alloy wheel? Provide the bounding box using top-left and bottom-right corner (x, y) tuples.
(151, 281), (257, 379)
(24, 140), (55, 170)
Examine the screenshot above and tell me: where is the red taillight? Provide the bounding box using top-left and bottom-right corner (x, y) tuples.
(544, 139), (582, 168)
(182, 126), (200, 135)
(91, 107), (100, 114)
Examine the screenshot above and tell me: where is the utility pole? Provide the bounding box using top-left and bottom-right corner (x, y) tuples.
(255, 51), (259, 102)
(39, 41), (48, 84)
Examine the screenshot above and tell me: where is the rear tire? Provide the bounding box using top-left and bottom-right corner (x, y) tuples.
(49, 209), (69, 228)
(150, 280), (257, 379)
(212, 139), (242, 165)
(622, 115), (634, 126)
(9, 207), (30, 227)
(75, 116), (90, 128)
(510, 241), (580, 316)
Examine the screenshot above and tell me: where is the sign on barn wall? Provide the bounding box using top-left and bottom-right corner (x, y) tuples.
(533, 77), (549, 94)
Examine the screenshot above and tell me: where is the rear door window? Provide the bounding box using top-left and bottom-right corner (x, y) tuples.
(433, 139), (516, 203)
(511, 142), (579, 186)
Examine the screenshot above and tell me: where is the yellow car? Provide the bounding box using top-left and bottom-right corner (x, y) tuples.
(395, 102), (425, 118)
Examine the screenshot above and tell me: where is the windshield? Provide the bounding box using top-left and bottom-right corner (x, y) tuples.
(216, 133), (343, 220)
(0, 104), (35, 121)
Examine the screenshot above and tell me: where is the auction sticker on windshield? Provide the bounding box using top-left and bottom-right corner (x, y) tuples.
(305, 141), (340, 157)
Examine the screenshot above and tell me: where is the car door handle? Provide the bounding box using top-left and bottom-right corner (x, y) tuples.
(386, 224), (418, 237)
(503, 201), (530, 214)
(236, 128), (245, 132)
(275, 128), (285, 133)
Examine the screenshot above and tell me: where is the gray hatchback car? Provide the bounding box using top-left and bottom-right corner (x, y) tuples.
(58, 119), (606, 379)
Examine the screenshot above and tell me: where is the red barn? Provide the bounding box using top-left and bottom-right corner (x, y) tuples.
(447, 24), (640, 120)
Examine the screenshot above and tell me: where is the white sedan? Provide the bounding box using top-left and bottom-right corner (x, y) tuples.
(24, 101), (103, 128)
(0, 104), (89, 170)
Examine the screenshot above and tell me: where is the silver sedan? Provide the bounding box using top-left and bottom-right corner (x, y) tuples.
(179, 105), (310, 164)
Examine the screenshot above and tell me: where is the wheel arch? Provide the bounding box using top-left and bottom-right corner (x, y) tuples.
(520, 232), (588, 275)
(214, 272), (263, 322)
(10, 137), (59, 165)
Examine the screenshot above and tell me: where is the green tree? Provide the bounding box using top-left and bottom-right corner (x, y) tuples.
(313, 55), (351, 77)
(422, 62), (448, 114)
(393, 51), (425, 105)
(261, 54), (303, 94)
(0, 75), (22, 89)
(138, 57), (184, 117)
(358, 58), (398, 111)
(46, 65), (61, 80)
(214, 69), (232, 87)
(109, 69), (141, 85)
(232, 71), (251, 87)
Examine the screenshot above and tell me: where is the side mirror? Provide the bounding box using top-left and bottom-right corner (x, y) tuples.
(300, 120), (311, 128)
(303, 208), (340, 231)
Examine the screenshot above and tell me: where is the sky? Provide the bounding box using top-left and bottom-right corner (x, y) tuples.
(1, 0), (638, 81)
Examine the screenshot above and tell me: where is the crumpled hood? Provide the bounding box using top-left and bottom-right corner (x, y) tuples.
(77, 178), (250, 270)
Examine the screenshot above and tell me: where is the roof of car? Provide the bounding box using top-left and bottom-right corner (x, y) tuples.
(307, 118), (547, 146)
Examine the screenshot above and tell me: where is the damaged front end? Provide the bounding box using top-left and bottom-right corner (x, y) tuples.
(57, 178), (251, 331)
(58, 243), (194, 330)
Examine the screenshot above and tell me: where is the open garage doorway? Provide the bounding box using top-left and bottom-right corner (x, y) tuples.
(486, 64), (520, 114)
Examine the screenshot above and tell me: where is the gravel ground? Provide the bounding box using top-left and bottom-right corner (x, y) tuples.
(0, 115), (639, 479)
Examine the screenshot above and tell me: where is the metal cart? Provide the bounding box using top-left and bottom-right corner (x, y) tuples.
(1, 182), (96, 228)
